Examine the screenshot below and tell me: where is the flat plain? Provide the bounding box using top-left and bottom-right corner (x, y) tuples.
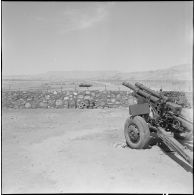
(2, 108), (193, 193)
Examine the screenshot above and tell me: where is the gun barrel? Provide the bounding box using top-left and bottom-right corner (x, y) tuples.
(135, 82), (168, 101)
(122, 82), (138, 91)
(122, 82), (159, 102)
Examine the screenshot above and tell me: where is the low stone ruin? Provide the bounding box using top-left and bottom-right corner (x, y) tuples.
(2, 89), (192, 109)
(2, 90), (136, 109)
(162, 91), (192, 108)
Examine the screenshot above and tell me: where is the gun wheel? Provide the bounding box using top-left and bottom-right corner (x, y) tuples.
(124, 116), (150, 149)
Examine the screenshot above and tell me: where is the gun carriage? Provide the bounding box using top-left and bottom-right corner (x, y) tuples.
(122, 82), (193, 166)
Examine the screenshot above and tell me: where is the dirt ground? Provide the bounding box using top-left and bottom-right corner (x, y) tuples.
(2, 108), (193, 193)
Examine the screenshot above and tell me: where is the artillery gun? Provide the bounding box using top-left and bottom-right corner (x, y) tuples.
(122, 82), (193, 166)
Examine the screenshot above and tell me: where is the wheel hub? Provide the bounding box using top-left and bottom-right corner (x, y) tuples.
(128, 124), (140, 143)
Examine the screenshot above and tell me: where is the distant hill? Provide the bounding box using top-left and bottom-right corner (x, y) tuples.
(111, 64), (193, 80)
(3, 64), (193, 81)
(42, 71), (120, 80)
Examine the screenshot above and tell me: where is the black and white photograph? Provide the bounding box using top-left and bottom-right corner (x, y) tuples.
(2, 1), (193, 194)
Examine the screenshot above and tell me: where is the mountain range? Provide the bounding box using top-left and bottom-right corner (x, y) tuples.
(3, 64), (193, 81)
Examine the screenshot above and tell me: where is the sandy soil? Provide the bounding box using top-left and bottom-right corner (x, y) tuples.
(2, 108), (193, 193)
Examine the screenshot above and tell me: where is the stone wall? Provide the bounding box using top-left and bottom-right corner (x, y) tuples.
(2, 89), (192, 109)
(2, 90), (136, 109)
(162, 91), (192, 108)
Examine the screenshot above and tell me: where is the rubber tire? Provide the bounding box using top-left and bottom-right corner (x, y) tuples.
(124, 116), (150, 149)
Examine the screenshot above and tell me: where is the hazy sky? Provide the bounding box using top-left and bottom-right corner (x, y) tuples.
(2, 1), (193, 75)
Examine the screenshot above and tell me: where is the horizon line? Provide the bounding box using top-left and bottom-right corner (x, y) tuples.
(2, 63), (192, 77)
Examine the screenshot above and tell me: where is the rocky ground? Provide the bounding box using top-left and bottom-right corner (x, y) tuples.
(2, 108), (193, 193)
